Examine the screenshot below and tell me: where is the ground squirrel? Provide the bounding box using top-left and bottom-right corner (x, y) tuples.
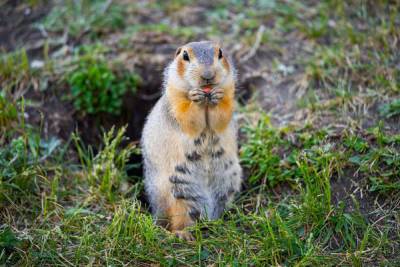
(141, 41), (242, 240)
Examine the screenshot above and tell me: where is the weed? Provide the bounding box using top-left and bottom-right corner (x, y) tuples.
(0, 227), (20, 265)
(379, 99), (400, 118)
(67, 47), (140, 115)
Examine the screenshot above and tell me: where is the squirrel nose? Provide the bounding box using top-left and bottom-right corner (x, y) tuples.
(201, 70), (215, 82)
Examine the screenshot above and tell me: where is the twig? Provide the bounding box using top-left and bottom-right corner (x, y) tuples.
(255, 176), (267, 214)
(101, 0), (113, 14)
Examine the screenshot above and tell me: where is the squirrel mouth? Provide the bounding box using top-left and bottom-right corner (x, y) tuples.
(202, 86), (212, 94)
(201, 83), (216, 94)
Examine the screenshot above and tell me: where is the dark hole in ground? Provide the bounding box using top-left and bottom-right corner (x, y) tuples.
(237, 76), (259, 105)
(74, 66), (164, 207)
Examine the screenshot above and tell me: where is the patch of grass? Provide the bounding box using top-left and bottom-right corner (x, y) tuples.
(0, 93), (18, 136)
(299, 1), (400, 114)
(240, 115), (292, 186)
(125, 23), (199, 41)
(72, 126), (140, 202)
(1, 120), (398, 266)
(348, 124), (400, 193)
(240, 114), (337, 188)
(240, 112), (399, 250)
(0, 133), (62, 205)
(0, 49), (31, 91)
(20, 195), (383, 265)
(41, 0), (126, 38)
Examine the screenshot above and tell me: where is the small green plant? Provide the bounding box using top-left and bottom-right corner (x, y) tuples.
(67, 52), (140, 115)
(0, 227), (20, 265)
(379, 99), (400, 118)
(0, 93), (18, 134)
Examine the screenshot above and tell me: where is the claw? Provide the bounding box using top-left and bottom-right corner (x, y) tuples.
(209, 88), (224, 105)
(173, 230), (195, 241)
(188, 89), (207, 103)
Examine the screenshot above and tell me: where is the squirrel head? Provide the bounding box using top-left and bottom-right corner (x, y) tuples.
(166, 41), (234, 92)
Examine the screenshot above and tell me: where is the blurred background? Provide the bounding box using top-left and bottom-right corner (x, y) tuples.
(1, 0), (400, 265)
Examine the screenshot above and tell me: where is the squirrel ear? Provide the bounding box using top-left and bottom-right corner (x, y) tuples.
(175, 47), (182, 57)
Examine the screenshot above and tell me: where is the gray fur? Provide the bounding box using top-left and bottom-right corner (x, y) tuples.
(188, 41), (214, 65)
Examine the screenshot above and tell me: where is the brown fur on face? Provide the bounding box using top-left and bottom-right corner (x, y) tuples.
(186, 47), (195, 61)
(221, 57), (230, 72)
(177, 59), (185, 78)
(175, 47), (197, 79)
(214, 45), (230, 73)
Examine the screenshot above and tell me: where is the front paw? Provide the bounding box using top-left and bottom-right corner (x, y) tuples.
(209, 88), (224, 105)
(172, 230), (195, 241)
(188, 89), (206, 103)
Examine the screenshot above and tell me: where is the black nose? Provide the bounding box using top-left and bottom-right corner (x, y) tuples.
(201, 70), (215, 82)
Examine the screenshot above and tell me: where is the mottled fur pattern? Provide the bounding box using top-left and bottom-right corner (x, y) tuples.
(141, 41), (242, 239)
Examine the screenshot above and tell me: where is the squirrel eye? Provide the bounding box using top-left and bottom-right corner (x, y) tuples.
(183, 51), (190, 61)
(218, 48), (223, 59)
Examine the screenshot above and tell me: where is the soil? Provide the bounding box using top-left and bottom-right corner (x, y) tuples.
(0, 0), (51, 58)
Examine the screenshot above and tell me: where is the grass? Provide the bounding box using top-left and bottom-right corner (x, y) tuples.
(42, 0), (126, 38)
(0, 49), (31, 93)
(1, 0), (400, 266)
(2, 112), (398, 265)
(0, 93), (18, 136)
